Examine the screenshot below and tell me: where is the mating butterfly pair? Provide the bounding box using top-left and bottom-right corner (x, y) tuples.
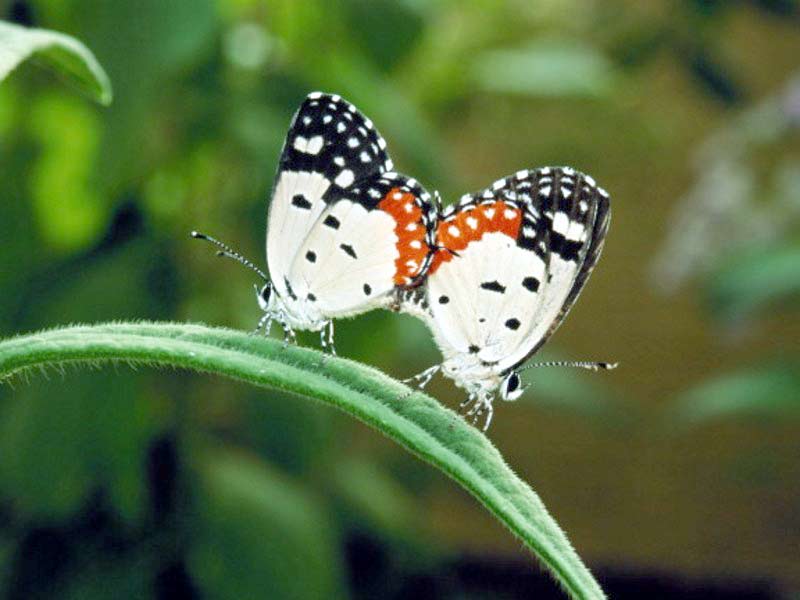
(193, 92), (616, 430)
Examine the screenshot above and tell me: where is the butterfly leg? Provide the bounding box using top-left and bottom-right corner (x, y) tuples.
(402, 364), (440, 389)
(252, 313), (273, 337)
(276, 312), (296, 348)
(318, 320), (337, 364)
(399, 364), (440, 400)
(319, 327), (328, 353)
(463, 393), (494, 431)
(326, 320), (336, 356)
(460, 393), (477, 410)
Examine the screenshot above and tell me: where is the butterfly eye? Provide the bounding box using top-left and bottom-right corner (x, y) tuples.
(256, 284), (272, 310)
(500, 372), (523, 401)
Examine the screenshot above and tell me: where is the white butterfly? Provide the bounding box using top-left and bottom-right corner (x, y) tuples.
(401, 167), (616, 429)
(193, 92), (436, 352)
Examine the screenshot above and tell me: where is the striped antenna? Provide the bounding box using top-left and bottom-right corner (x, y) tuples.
(190, 231), (268, 281)
(519, 360), (618, 372)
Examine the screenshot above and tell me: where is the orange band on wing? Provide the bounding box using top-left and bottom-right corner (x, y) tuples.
(429, 200), (522, 274)
(378, 187), (430, 285)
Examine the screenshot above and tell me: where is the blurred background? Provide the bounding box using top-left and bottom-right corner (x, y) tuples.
(1, 0), (799, 598)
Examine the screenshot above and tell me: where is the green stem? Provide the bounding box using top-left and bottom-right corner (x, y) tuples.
(0, 321), (605, 600)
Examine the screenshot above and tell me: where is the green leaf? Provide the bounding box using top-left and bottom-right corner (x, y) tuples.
(0, 20), (112, 105)
(0, 322), (605, 600)
(472, 38), (615, 98)
(672, 364), (800, 424)
(707, 242), (800, 322)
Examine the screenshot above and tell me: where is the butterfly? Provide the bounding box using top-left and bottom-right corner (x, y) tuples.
(193, 92), (437, 352)
(400, 167), (616, 430)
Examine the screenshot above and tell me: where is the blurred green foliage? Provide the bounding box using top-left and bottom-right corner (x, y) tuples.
(1, 0), (799, 598)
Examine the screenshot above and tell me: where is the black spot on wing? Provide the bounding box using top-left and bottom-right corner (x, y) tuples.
(505, 318), (521, 330)
(363, 283), (371, 295)
(480, 281), (506, 294)
(284, 277), (297, 301)
(305, 250), (317, 263)
(438, 295), (449, 304)
(291, 194), (312, 210)
(551, 236), (583, 262)
(323, 215), (340, 229)
(307, 293), (317, 302)
(340, 243), (357, 258)
(469, 345), (480, 354)
(522, 277), (539, 292)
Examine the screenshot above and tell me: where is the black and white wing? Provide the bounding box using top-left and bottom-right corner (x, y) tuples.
(420, 167), (610, 372)
(267, 92), (436, 316)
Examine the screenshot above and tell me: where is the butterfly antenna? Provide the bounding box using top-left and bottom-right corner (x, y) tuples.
(190, 231), (268, 281)
(520, 360), (618, 372)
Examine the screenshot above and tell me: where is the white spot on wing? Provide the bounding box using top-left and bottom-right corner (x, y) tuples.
(566, 222), (586, 242)
(293, 136), (308, 152)
(335, 169), (354, 187)
(553, 212), (569, 234)
(293, 135), (324, 155)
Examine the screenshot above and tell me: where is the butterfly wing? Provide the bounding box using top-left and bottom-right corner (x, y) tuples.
(266, 92), (402, 301)
(421, 167), (610, 372)
(286, 173), (435, 317)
